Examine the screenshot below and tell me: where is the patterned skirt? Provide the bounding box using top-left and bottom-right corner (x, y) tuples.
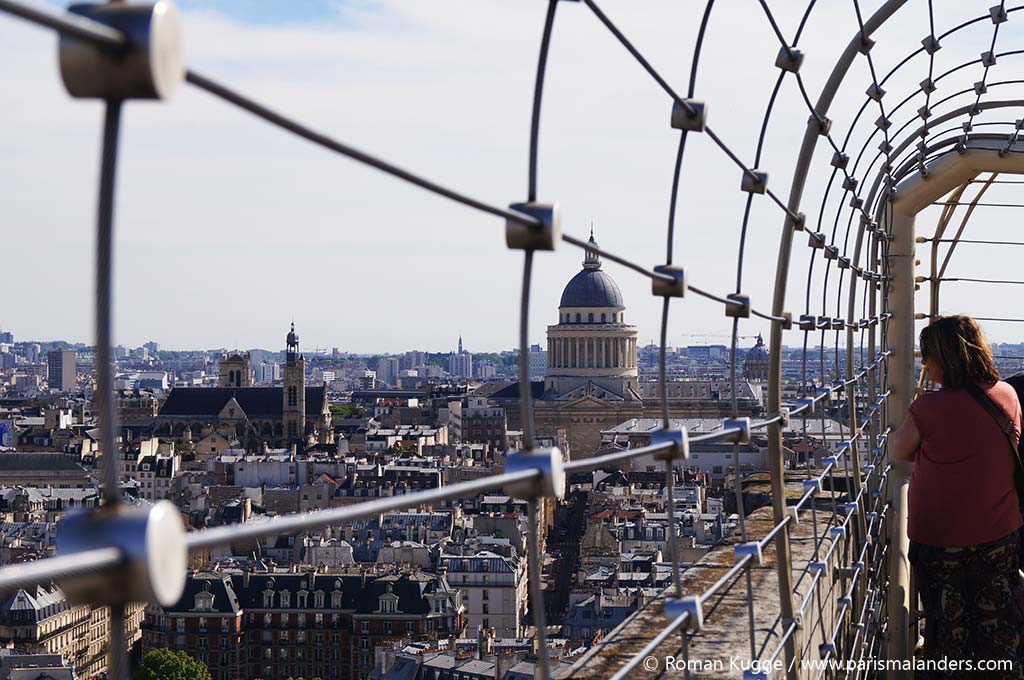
(910, 529), (1024, 679)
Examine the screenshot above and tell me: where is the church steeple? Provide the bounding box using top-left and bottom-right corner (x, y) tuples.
(458, 335), (463, 354)
(282, 321), (306, 447)
(286, 321), (299, 359)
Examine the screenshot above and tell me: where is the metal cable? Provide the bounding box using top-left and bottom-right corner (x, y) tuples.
(185, 468), (541, 549)
(184, 71), (540, 229)
(0, 547), (122, 596)
(528, 0), (559, 203)
(96, 99), (122, 507)
(519, 251), (537, 452)
(0, 0), (123, 46)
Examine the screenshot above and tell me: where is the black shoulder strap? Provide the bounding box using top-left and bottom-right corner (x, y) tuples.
(964, 383), (1023, 470)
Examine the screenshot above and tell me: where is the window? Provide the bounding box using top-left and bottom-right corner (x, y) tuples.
(384, 621), (392, 634)
(575, 313), (581, 323)
(588, 313), (594, 322)
(601, 313), (606, 322)
(280, 590), (290, 608)
(483, 604), (489, 614)
(176, 618), (185, 632)
(288, 386), (297, 406)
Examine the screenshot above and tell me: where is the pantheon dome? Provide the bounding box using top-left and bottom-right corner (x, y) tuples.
(544, 233), (640, 401)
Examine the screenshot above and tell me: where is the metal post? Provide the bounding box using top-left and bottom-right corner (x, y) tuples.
(885, 207), (915, 678)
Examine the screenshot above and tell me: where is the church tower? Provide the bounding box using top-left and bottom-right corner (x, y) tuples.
(282, 322), (306, 446)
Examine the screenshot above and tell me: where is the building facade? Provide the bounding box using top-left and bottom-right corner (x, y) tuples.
(439, 550), (526, 638)
(0, 585), (144, 679)
(461, 397), (508, 452)
(46, 350), (75, 392)
(142, 571), (465, 680)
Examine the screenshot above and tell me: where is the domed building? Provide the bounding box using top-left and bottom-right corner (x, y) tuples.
(743, 334), (769, 381)
(489, 232), (764, 456)
(544, 234), (640, 401)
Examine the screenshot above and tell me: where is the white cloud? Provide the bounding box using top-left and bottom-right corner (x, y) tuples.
(1, 0), (1022, 352)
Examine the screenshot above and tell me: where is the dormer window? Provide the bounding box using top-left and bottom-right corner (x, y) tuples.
(377, 589), (400, 614)
(193, 591), (215, 612)
(263, 591), (274, 608)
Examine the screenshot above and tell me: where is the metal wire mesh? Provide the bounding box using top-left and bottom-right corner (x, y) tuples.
(2, 0), (1024, 678)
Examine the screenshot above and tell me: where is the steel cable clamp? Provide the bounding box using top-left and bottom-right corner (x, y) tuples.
(60, 0), (184, 100)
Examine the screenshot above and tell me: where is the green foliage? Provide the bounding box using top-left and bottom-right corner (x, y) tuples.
(329, 404), (366, 418)
(135, 649), (211, 680)
(473, 352), (503, 365)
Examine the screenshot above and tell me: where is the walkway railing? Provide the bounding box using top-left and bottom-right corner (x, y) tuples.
(3, 0), (1024, 678)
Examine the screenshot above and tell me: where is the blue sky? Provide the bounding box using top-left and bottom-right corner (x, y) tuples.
(175, 1), (344, 24)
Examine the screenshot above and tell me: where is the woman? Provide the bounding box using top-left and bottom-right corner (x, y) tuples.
(891, 315), (1024, 677)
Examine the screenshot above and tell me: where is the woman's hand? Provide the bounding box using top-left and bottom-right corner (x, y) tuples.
(890, 413), (921, 463)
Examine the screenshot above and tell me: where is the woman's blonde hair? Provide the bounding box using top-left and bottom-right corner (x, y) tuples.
(919, 315), (1000, 389)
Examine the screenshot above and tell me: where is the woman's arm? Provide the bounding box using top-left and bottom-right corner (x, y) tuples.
(890, 414), (921, 462)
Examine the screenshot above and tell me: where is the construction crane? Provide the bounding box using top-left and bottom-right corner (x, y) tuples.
(679, 333), (760, 342)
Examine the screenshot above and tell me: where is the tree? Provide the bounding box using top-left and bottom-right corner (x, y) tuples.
(135, 649), (211, 680)
(329, 404), (366, 418)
